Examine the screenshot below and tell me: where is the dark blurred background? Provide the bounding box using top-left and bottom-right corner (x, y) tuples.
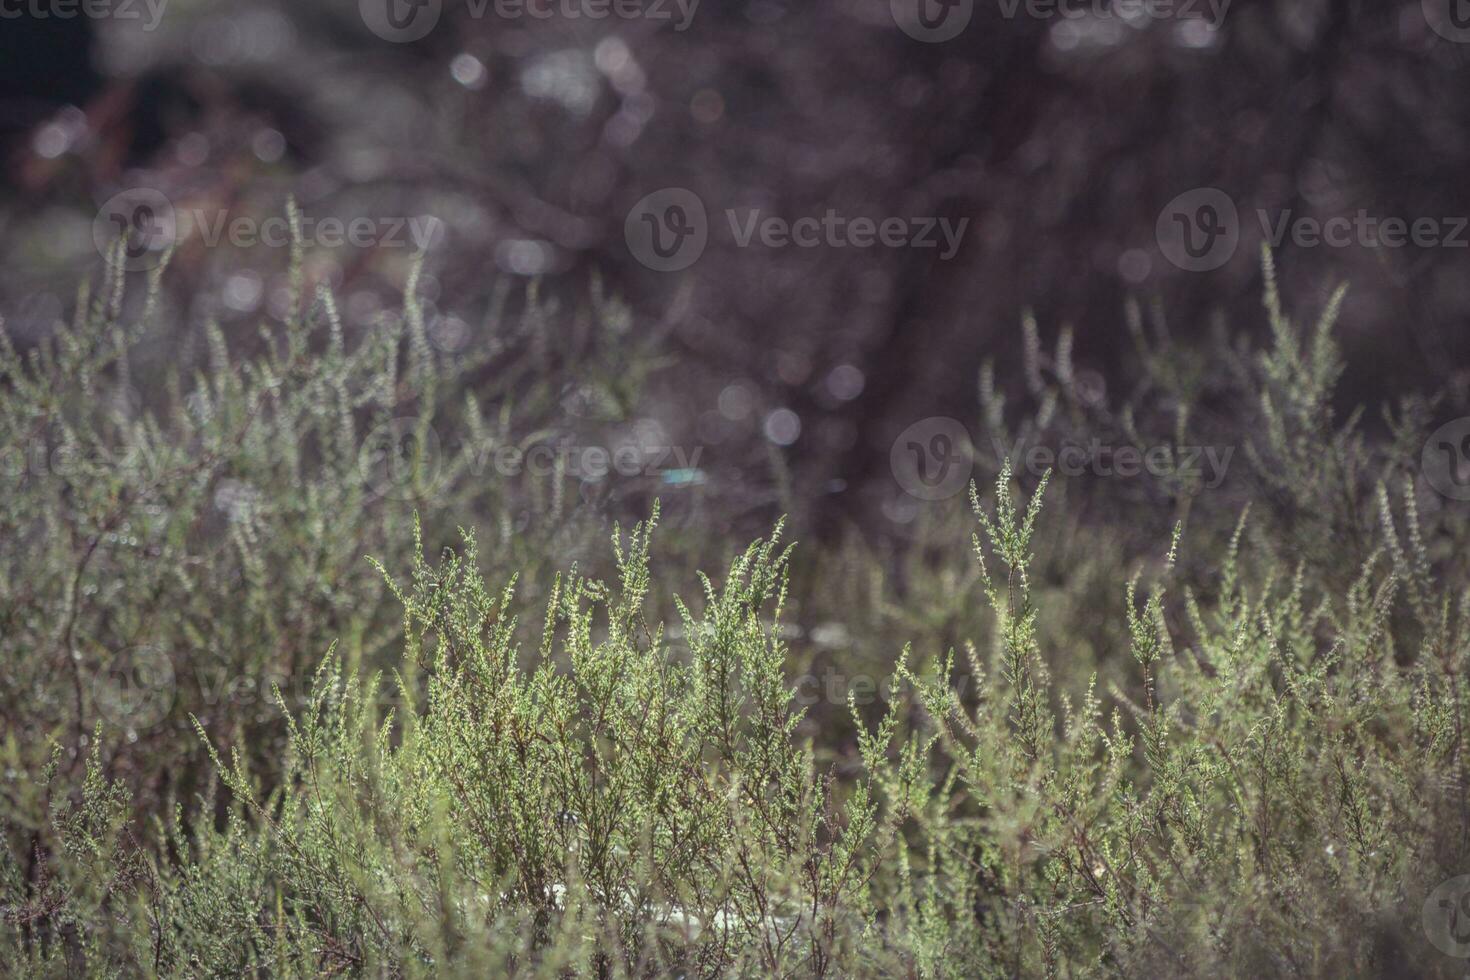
(3, 0), (1468, 536)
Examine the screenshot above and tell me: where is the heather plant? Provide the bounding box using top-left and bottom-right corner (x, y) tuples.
(0, 216), (673, 921)
(3, 251), (1469, 977)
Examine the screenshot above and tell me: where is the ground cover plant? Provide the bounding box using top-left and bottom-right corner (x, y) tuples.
(2, 245), (1469, 977)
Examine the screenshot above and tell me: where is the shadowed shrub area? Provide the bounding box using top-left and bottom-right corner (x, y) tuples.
(3, 248), (1469, 976)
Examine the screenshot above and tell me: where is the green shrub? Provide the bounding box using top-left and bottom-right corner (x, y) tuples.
(0, 222), (663, 793)
(3, 248), (1468, 977)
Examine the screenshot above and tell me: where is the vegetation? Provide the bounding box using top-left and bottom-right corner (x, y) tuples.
(2, 244), (1467, 976)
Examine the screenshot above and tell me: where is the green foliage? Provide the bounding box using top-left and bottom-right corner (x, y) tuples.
(3, 249), (1469, 976)
(0, 227), (655, 797)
